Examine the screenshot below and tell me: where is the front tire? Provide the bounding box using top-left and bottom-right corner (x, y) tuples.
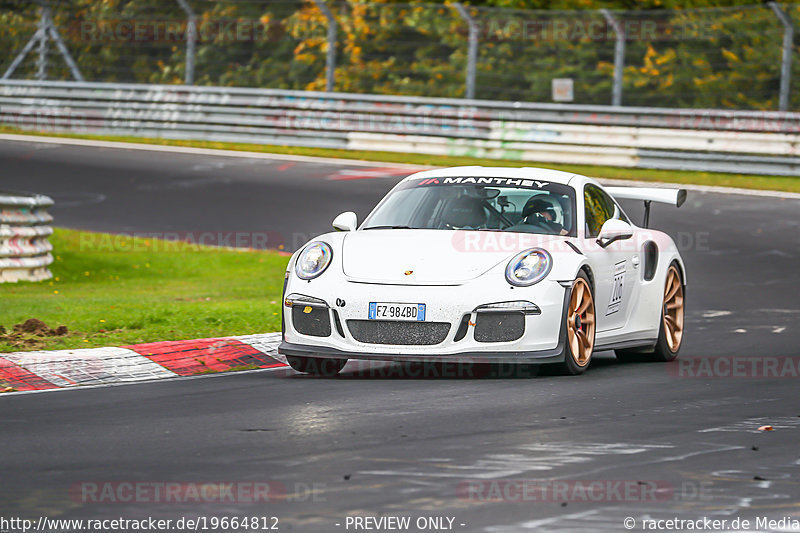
(287, 355), (348, 376)
(557, 271), (596, 375)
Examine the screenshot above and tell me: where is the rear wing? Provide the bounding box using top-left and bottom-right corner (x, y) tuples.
(605, 186), (687, 228)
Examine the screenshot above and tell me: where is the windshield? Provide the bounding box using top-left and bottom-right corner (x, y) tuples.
(362, 176), (577, 237)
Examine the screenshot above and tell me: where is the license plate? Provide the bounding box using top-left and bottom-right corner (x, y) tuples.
(369, 302), (426, 321)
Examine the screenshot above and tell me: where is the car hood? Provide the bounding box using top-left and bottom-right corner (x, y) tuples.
(341, 229), (564, 285)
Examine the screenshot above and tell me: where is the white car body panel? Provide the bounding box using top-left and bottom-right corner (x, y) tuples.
(280, 166), (687, 365)
(341, 230), (568, 285)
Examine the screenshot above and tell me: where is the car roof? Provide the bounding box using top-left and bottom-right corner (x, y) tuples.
(400, 166), (582, 186)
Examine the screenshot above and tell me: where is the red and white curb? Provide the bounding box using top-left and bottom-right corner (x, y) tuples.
(0, 333), (285, 393)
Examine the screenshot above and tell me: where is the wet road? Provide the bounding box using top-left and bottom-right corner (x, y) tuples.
(1, 137), (799, 532)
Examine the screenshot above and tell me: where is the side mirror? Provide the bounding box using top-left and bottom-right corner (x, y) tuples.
(596, 219), (633, 248)
(332, 211), (357, 232)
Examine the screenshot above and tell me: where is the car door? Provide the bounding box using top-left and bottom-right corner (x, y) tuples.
(582, 184), (638, 332)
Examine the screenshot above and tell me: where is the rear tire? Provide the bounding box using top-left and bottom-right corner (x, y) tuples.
(616, 263), (684, 363)
(556, 270), (596, 375)
(287, 355), (348, 376)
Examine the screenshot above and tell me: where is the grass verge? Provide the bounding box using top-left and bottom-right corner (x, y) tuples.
(0, 229), (288, 353)
(2, 126), (799, 193)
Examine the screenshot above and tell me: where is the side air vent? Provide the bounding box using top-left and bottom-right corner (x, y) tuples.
(453, 314), (471, 342)
(332, 309), (346, 338)
(643, 241), (658, 282)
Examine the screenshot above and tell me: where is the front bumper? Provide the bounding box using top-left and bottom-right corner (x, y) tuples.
(278, 339), (566, 365)
(279, 276), (570, 365)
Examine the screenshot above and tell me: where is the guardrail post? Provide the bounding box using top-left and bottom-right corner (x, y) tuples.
(0, 28), (42, 80)
(2, 3), (83, 81)
(312, 0), (337, 92)
(453, 3), (478, 100)
(769, 2), (793, 112)
(42, 5), (84, 82)
(176, 0), (196, 85)
(600, 9), (625, 107)
(35, 6), (48, 80)
(2, 25), (45, 80)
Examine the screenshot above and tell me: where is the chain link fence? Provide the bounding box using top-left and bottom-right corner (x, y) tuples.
(2, 1), (800, 111)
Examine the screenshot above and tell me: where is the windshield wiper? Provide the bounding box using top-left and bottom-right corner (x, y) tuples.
(362, 225), (414, 230)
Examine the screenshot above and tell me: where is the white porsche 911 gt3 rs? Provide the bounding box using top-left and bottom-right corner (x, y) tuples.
(279, 166), (687, 376)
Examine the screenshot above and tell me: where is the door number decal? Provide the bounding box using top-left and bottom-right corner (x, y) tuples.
(607, 261), (626, 316)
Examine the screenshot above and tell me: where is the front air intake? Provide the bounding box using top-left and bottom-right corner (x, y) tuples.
(346, 320), (450, 345)
(474, 312), (525, 343)
(292, 306), (332, 337)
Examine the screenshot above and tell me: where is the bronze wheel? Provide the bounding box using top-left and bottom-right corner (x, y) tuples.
(663, 265), (684, 352)
(558, 271), (595, 375)
(616, 261), (685, 363)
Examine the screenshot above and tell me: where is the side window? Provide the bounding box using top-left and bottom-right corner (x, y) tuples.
(584, 185), (626, 238)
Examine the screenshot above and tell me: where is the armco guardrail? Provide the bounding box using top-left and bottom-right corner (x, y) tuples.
(0, 192), (54, 283)
(2, 80), (800, 176)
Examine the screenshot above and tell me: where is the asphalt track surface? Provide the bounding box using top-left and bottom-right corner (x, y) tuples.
(2, 139), (800, 532)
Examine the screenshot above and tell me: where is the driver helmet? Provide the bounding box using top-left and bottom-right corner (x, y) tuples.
(523, 196), (560, 224)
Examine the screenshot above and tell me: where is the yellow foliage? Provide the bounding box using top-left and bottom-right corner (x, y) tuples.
(655, 48), (675, 66)
(596, 61), (613, 74)
(721, 48), (740, 64)
(295, 53), (316, 64)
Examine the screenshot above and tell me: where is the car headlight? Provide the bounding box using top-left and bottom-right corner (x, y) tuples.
(505, 248), (552, 287)
(295, 241), (333, 280)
